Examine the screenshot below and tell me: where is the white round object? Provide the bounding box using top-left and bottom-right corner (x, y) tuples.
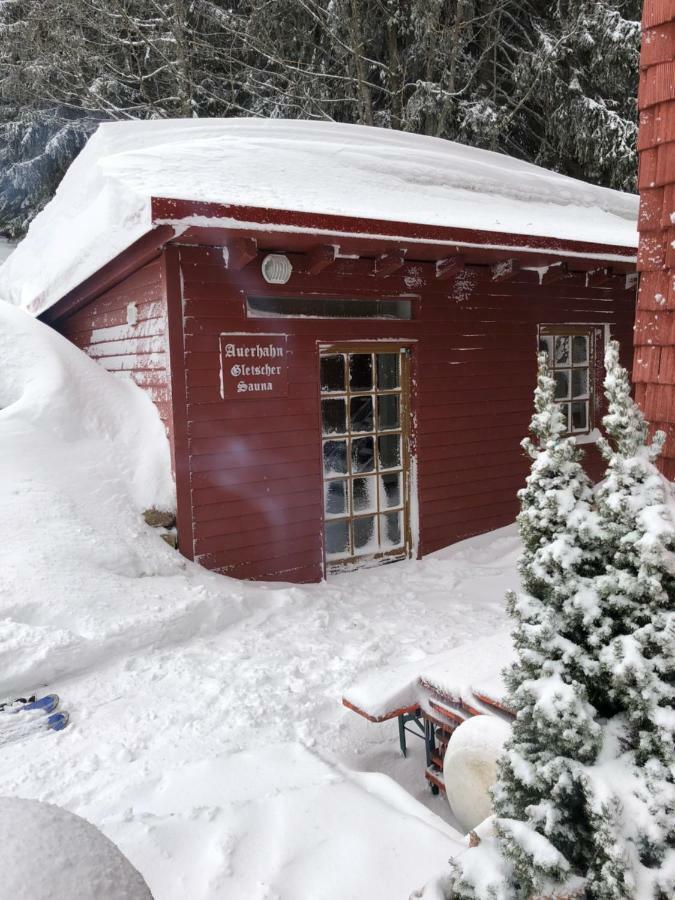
(442, 715), (511, 833)
(261, 253), (292, 284)
(0, 796), (152, 900)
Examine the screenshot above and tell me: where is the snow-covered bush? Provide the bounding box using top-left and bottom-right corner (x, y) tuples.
(0, 796), (153, 899)
(437, 347), (675, 899)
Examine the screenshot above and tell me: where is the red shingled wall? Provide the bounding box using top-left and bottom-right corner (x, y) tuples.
(635, 1), (675, 480)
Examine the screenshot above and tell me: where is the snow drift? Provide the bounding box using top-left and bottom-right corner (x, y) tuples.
(0, 118), (638, 315)
(0, 302), (243, 693)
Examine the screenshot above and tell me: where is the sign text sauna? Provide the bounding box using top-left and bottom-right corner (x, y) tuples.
(219, 333), (289, 399)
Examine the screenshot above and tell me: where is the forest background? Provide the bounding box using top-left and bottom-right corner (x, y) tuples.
(0, 0), (640, 238)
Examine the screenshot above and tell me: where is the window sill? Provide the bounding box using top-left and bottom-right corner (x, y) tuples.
(573, 428), (601, 446)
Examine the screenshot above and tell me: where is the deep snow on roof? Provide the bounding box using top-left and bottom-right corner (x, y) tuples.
(1, 118), (639, 315)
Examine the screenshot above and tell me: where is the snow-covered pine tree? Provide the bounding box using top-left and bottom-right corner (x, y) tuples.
(444, 352), (610, 898)
(589, 341), (675, 899)
(517, 1), (640, 192)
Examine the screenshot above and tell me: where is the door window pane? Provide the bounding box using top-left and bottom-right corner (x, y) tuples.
(378, 434), (401, 470)
(539, 335), (553, 358)
(323, 439), (347, 475)
(325, 520), (350, 557)
(378, 395), (400, 431)
(349, 354), (373, 391)
(380, 472), (401, 509)
(572, 369), (588, 399)
(352, 476), (377, 513)
(350, 395), (374, 433)
(380, 511), (402, 548)
(324, 479), (348, 517)
(571, 401), (588, 431)
(320, 355), (345, 392)
(558, 403), (570, 431)
(353, 516), (376, 554)
(554, 336), (570, 365)
(572, 336), (588, 365)
(352, 436), (375, 473)
(554, 371), (570, 400)
(321, 398), (346, 435)
(377, 353), (399, 390)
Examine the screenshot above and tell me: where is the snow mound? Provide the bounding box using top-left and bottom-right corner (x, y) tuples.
(0, 302), (245, 694)
(443, 715), (511, 833)
(0, 118), (638, 314)
(0, 796), (152, 899)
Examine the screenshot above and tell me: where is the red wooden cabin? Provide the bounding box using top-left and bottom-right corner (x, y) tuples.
(635, 0), (675, 479)
(3, 121), (639, 582)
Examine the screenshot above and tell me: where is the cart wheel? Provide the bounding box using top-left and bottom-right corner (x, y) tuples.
(430, 784), (439, 796)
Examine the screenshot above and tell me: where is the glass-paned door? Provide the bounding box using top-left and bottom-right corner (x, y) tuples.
(320, 346), (410, 571)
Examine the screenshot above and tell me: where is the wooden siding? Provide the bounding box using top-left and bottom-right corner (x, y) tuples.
(635, 1), (675, 480)
(176, 245), (635, 582)
(58, 258), (175, 455)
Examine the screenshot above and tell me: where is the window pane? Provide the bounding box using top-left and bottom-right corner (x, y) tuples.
(323, 439), (347, 475)
(539, 335), (553, 358)
(554, 371), (570, 400)
(325, 520), (349, 557)
(557, 403), (570, 431)
(379, 434), (401, 470)
(324, 479), (347, 517)
(349, 354), (373, 391)
(248, 296), (412, 319)
(352, 476), (377, 513)
(321, 398), (346, 435)
(572, 335), (588, 365)
(571, 401), (588, 431)
(352, 436), (375, 473)
(377, 353), (400, 390)
(378, 395), (400, 431)
(572, 368), (588, 399)
(320, 355), (345, 392)
(380, 472), (401, 509)
(350, 395), (374, 433)
(353, 516), (376, 554)
(554, 336), (570, 366)
(380, 511), (402, 548)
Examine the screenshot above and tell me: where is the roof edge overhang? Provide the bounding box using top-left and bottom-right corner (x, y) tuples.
(40, 196), (637, 323)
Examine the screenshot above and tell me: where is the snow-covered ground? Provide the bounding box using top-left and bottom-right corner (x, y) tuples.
(0, 301), (517, 898)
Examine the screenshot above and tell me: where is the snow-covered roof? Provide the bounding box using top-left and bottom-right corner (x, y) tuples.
(0, 118), (639, 316)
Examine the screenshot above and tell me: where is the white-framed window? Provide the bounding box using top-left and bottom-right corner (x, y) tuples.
(538, 325), (595, 434)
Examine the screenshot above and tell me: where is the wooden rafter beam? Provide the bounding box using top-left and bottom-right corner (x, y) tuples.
(373, 250), (405, 277)
(539, 263), (569, 285)
(585, 267), (613, 287)
(302, 244), (337, 275)
(491, 258), (519, 282)
(435, 256), (465, 280)
(226, 237), (258, 271)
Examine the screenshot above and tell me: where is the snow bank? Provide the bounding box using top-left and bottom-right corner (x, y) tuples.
(0, 118), (638, 314)
(0, 301), (245, 693)
(0, 796), (152, 900)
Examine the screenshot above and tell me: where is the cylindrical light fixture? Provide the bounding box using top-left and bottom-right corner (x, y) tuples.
(261, 253), (293, 285)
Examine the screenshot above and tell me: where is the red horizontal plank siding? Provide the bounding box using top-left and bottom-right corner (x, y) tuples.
(56, 258), (175, 452)
(178, 244), (635, 582)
